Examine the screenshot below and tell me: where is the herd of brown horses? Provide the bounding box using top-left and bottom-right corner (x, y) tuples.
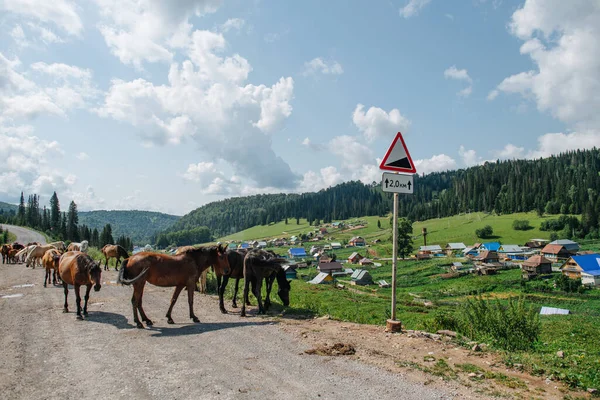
(2, 240), (292, 327)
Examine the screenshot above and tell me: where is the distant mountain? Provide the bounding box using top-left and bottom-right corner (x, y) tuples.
(79, 210), (180, 245)
(0, 201), (18, 214)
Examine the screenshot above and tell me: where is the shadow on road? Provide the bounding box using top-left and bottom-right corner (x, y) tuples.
(83, 311), (276, 336)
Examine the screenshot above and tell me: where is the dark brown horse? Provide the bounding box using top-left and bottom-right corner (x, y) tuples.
(11, 243), (25, 262)
(117, 244), (230, 329)
(59, 251), (102, 320)
(42, 248), (62, 287)
(101, 244), (129, 271)
(1, 244), (11, 264)
(241, 249), (291, 317)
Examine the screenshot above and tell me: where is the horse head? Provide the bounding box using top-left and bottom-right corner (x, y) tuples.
(277, 278), (291, 306)
(213, 246), (230, 276)
(88, 261), (102, 292)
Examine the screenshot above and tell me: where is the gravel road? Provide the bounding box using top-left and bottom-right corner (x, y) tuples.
(0, 230), (456, 400)
(2, 224), (47, 245)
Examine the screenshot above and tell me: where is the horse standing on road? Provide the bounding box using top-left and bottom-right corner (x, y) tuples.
(1, 244), (11, 264)
(59, 251), (102, 320)
(67, 240), (89, 253)
(42, 249), (62, 287)
(25, 244), (58, 269)
(101, 244), (129, 271)
(117, 244), (230, 328)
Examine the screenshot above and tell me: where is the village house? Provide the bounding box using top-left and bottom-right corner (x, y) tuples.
(351, 269), (373, 286)
(319, 227), (328, 234)
(348, 252), (363, 264)
(283, 265), (297, 280)
(445, 243), (466, 256)
(308, 272), (334, 284)
(288, 247), (307, 259)
(525, 238), (549, 249)
(358, 257), (374, 266)
(498, 244), (528, 260)
(238, 243), (250, 250)
(561, 254), (600, 286)
(522, 255), (552, 280)
(318, 261), (344, 275)
(331, 242), (342, 250)
(349, 236), (366, 247)
(550, 239), (580, 254)
(418, 245), (444, 257)
(258, 241), (267, 249)
(474, 250), (500, 264)
(541, 243), (571, 261)
(481, 242), (501, 252)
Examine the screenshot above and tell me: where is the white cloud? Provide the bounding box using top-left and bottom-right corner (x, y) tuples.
(487, 89), (499, 101)
(399, 0), (432, 18)
(496, 143), (525, 159)
(299, 166), (344, 192)
(444, 66), (473, 97)
(458, 145), (481, 167)
(76, 152), (89, 161)
(94, 0), (222, 68)
(414, 154), (457, 174)
(0, 0), (83, 36)
(301, 137), (324, 151)
(492, 0), (600, 130)
(329, 135), (374, 169)
(220, 18), (245, 33)
(303, 58), (343, 76)
(527, 131), (600, 159)
(95, 29), (297, 189)
(10, 25), (30, 48)
(352, 104), (411, 142)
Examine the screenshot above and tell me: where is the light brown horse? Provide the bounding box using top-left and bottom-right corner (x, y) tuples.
(48, 241), (66, 252)
(59, 251), (102, 320)
(42, 249), (62, 287)
(25, 244), (57, 269)
(67, 240), (89, 253)
(7, 248), (19, 264)
(1, 244), (11, 264)
(101, 244), (129, 271)
(117, 244), (230, 328)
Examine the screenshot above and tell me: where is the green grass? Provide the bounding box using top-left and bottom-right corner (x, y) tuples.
(219, 218), (314, 242)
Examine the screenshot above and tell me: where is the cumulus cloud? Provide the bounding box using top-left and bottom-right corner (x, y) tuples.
(299, 166), (344, 192)
(496, 143), (525, 160)
(459, 145), (481, 167)
(399, 0), (432, 18)
(527, 131), (600, 159)
(302, 58), (343, 76)
(491, 0), (600, 130)
(94, 0), (222, 68)
(0, 0), (83, 37)
(301, 137), (324, 151)
(219, 18), (245, 33)
(352, 104), (411, 142)
(444, 66), (473, 97)
(95, 28), (298, 189)
(414, 154), (457, 174)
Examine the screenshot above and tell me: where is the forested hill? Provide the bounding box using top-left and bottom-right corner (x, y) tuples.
(160, 148), (600, 244)
(79, 210), (180, 245)
(0, 201), (18, 214)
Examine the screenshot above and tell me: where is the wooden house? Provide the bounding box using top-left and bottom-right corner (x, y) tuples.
(351, 269), (373, 286)
(358, 257), (374, 266)
(541, 244), (571, 261)
(525, 239), (549, 249)
(331, 242), (342, 250)
(288, 248), (307, 259)
(349, 236), (366, 247)
(348, 252), (363, 264)
(550, 239), (580, 254)
(318, 261), (344, 275)
(561, 254), (600, 286)
(482, 242), (501, 252)
(474, 250), (500, 263)
(283, 265), (297, 279)
(522, 255), (552, 280)
(308, 272), (334, 284)
(445, 242), (466, 256)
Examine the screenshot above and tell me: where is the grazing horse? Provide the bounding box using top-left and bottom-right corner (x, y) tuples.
(59, 251), (102, 320)
(241, 249), (291, 317)
(42, 249), (62, 287)
(217, 249), (246, 313)
(12, 243), (25, 262)
(117, 244), (230, 329)
(7, 248), (19, 264)
(25, 244), (57, 269)
(101, 244), (129, 271)
(67, 240), (89, 253)
(1, 244), (11, 264)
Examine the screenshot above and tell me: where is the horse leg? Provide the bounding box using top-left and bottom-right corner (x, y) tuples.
(232, 278), (240, 308)
(264, 275), (275, 311)
(104, 255), (108, 271)
(62, 282), (69, 313)
(241, 278), (250, 317)
(83, 284), (92, 316)
(75, 284), (83, 320)
(166, 285), (184, 324)
(114, 257), (120, 271)
(254, 277), (265, 315)
(186, 283), (199, 323)
(219, 275), (229, 314)
(137, 295), (153, 326)
(44, 269), (48, 287)
(131, 283), (145, 329)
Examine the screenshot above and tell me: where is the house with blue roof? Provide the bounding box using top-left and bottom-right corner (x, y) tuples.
(561, 254), (600, 286)
(481, 242), (501, 252)
(288, 247), (307, 259)
(238, 243), (250, 249)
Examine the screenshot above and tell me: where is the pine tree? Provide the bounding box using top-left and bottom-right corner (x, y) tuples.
(91, 228), (99, 247)
(66, 201), (79, 241)
(42, 206), (49, 231)
(49, 192), (60, 234)
(60, 213), (67, 240)
(17, 192), (25, 225)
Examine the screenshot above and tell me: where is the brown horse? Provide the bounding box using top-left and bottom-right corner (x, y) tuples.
(7, 248), (19, 264)
(241, 249), (291, 317)
(1, 244), (11, 264)
(101, 244), (129, 271)
(25, 244), (57, 269)
(117, 244), (230, 329)
(42, 249), (62, 287)
(67, 240), (89, 252)
(59, 251), (102, 320)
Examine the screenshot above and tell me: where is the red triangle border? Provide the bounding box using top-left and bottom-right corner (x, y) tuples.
(379, 132), (417, 173)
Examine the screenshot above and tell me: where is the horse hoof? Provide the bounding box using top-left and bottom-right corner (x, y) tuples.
(167, 318), (175, 324)
(63, 309), (68, 313)
(76, 315), (83, 320)
(136, 323), (144, 329)
(83, 311), (88, 316)
(192, 317), (200, 323)
(220, 309), (228, 314)
(231, 303), (238, 308)
(145, 320), (153, 326)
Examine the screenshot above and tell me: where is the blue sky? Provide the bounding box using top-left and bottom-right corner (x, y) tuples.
(1, 0), (599, 215)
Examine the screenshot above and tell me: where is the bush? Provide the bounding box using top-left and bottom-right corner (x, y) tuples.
(555, 274), (584, 293)
(512, 220), (532, 231)
(475, 225), (494, 239)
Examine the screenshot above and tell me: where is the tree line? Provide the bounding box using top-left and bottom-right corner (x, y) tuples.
(160, 148), (600, 244)
(0, 191), (133, 250)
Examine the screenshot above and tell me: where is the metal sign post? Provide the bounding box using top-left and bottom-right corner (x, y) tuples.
(391, 192), (398, 321)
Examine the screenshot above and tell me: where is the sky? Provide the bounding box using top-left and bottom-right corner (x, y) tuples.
(1, 0), (599, 216)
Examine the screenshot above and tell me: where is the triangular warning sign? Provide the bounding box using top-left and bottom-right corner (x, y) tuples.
(379, 132), (417, 173)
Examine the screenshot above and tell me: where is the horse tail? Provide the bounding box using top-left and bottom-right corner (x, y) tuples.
(117, 259), (149, 285)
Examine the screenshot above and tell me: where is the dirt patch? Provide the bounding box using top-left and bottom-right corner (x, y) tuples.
(305, 342), (356, 356)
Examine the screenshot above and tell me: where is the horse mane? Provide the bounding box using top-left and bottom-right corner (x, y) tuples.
(78, 254), (100, 272)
